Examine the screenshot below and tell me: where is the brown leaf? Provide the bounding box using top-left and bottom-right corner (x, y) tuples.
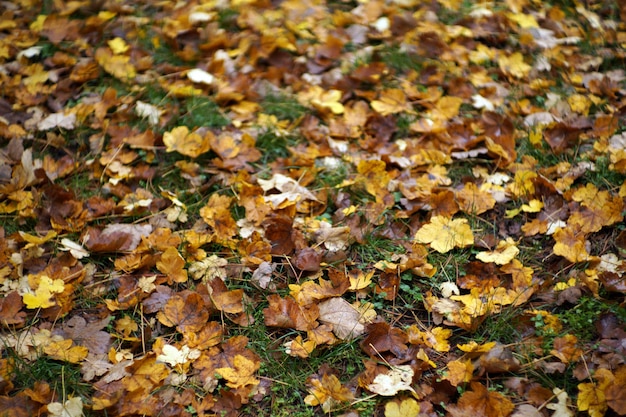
(606, 366), (626, 415)
(263, 294), (319, 331)
(0, 291), (27, 327)
(448, 382), (515, 417)
(360, 322), (408, 358)
(157, 292), (209, 334)
(294, 247), (322, 272)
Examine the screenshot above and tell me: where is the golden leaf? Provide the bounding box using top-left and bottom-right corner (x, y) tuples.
(415, 216), (474, 253)
(163, 126), (211, 158)
(371, 89), (411, 116)
(384, 398), (420, 417)
(216, 354), (260, 389)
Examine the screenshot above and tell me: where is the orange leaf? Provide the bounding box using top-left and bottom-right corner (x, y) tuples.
(551, 334), (583, 363)
(163, 126), (211, 158)
(444, 358), (474, 387)
(156, 247), (188, 283)
(448, 382), (514, 417)
(304, 373), (354, 412)
(200, 194), (238, 240)
(553, 226), (592, 263)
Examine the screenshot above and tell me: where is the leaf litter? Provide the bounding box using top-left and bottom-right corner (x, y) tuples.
(1, 0), (626, 416)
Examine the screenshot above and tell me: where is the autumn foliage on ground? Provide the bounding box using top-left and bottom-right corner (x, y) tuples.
(1, 0), (626, 416)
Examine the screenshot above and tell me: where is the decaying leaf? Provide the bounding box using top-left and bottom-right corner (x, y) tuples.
(367, 365), (415, 396)
(317, 297), (365, 340)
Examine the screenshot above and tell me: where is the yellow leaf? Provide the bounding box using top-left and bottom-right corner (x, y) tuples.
(553, 226), (592, 263)
(44, 340), (88, 363)
(568, 94), (591, 115)
(521, 199), (543, 212)
(108, 37), (129, 54)
(23, 275), (65, 309)
(385, 398), (420, 417)
(163, 126), (211, 158)
(506, 12), (539, 28)
(430, 96), (463, 121)
(577, 382), (607, 417)
(215, 354), (260, 389)
(371, 89), (410, 116)
(95, 47), (136, 80)
(299, 86), (344, 114)
(457, 340), (497, 353)
(498, 52), (531, 79)
(19, 230), (57, 245)
(348, 270), (373, 291)
(476, 238), (520, 265)
(415, 216), (474, 253)
(304, 373), (354, 412)
(284, 335), (316, 358)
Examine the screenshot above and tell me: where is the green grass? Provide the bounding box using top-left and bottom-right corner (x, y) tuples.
(256, 131), (299, 164)
(377, 45), (423, 73)
(350, 232), (407, 265)
(260, 94), (308, 122)
(232, 305), (369, 416)
(6, 347), (93, 402)
(180, 96), (230, 129)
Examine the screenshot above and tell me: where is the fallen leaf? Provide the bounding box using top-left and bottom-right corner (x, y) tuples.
(384, 398), (420, 417)
(318, 297), (365, 340)
(415, 216), (474, 253)
(216, 354), (260, 389)
(367, 365), (415, 396)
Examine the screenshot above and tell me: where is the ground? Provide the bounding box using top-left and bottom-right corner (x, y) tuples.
(1, 0), (626, 416)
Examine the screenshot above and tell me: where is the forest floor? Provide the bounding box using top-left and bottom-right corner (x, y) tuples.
(1, 0), (626, 416)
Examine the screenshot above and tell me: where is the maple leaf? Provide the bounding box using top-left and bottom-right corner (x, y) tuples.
(448, 382), (515, 417)
(94, 47), (136, 81)
(299, 86), (344, 114)
(551, 334), (583, 363)
(317, 297), (365, 340)
(606, 366), (626, 414)
(157, 292), (209, 334)
(498, 52), (531, 79)
(43, 339), (88, 363)
(546, 388), (574, 417)
(476, 238), (520, 265)
(578, 381), (608, 417)
(414, 216), (474, 253)
(444, 358), (474, 386)
(163, 126), (211, 158)
(284, 335), (316, 358)
(304, 373), (354, 412)
(156, 247), (188, 283)
(552, 224), (592, 263)
(23, 275), (65, 309)
(370, 89), (411, 116)
(216, 354), (260, 389)
(156, 343), (201, 368)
